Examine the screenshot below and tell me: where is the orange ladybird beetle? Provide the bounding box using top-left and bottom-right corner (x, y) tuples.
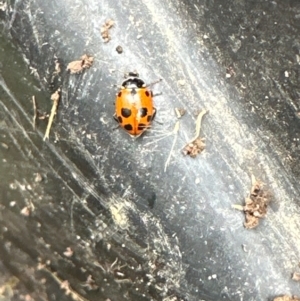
(114, 72), (159, 137)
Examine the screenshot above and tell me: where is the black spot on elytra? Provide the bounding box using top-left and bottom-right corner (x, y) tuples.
(117, 116), (122, 123)
(124, 124), (133, 131)
(145, 90), (150, 97)
(138, 123), (147, 131)
(118, 91), (122, 97)
(138, 108), (148, 117)
(147, 115), (152, 122)
(121, 108), (132, 118)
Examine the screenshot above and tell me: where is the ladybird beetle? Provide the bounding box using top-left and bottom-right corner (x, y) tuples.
(114, 72), (158, 137)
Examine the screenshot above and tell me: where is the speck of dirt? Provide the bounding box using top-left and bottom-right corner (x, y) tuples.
(116, 45), (123, 54)
(182, 138), (205, 158)
(243, 177), (271, 229)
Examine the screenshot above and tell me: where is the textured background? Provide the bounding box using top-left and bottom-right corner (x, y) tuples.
(0, 0), (300, 300)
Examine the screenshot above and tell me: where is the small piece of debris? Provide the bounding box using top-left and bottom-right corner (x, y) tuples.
(182, 109), (208, 158)
(109, 203), (129, 230)
(233, 175), (271, 229)
(67, 54), (94, 74)
(32, 95), (37, 129)
(20, 202), (35, 216)
(137, 35), (142, 40)
(0, 2), (7, 12)
(43, 88), (61, 141)
(38, 111), (49, 120)
(101, 19), (114, 42)
(241, 244), (248, 252)
(63, 247), (73, 257)
(292, 272), (300, 281)
(178, 79), (185, 86)
(273, 296), (300, 301)
(1, 142), (9, 149)
(175, 107), (186, 119)
(82, 275), (99, 291)
(0, 276), (19, 300)
(60, 280), (71, 295)
(182, 138), (205, 158)
(226, 65), (236, 78)
(116, 45), (123, 54)
(9, 183), (17, 190)
(21, 294), (34, 301)
(34, 173), (43, 183)
(54, 59), (62, 74)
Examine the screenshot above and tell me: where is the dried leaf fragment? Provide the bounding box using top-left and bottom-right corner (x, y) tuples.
(67, 54), (94, 74)
(234, 175), (271, 229)
(101, 19), (114, 42)
(182, 138), (205, 158)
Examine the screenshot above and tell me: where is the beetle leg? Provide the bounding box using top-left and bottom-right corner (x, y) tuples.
(151, 108), (157, 121)
(146, 78), (162, 88)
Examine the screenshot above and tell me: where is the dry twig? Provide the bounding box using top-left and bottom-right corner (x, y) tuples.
(43, 89), (61, 141)
(32, 95), (37, 129)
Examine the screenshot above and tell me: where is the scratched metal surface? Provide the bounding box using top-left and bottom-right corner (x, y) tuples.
(1, 0), (300, 300)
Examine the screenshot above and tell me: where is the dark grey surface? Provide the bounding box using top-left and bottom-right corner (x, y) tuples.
(1, 0), (300, 300)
